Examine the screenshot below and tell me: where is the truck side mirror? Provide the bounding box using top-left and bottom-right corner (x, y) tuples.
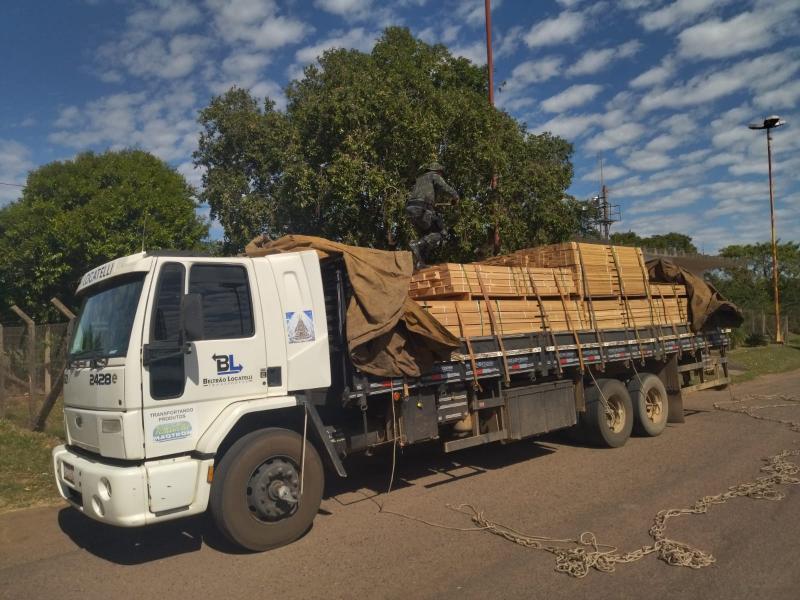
(182, 293), (205, 342)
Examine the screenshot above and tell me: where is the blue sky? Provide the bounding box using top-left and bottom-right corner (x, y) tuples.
(1, 0), (798, 252)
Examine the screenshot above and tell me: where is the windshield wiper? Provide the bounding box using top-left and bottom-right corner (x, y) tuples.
(67, 350), (108, 368)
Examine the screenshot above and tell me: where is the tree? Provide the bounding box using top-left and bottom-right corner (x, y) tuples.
(709, 242), (800, 330)
(195, 27), (575, 258)
(0, 150), (208, 322)
(609, 231), (697, 254)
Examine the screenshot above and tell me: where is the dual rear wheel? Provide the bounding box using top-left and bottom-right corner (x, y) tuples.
(577, 374), (669, 447)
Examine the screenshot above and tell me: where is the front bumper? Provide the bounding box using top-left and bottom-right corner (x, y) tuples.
(52, 445), (212, 527)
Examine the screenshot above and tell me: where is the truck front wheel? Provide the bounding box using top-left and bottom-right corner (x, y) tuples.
(209, 427), (324, 551)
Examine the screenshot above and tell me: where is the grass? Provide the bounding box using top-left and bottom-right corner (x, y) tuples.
(728, 332), (800, 383)
(0, 419), (62, 513)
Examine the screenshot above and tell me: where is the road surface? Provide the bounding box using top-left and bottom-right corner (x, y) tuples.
(2, 370), (800, 599)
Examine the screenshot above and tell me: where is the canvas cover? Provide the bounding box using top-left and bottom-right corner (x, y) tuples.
(245, 235), (460, 378)
(646, 258), (743, 332)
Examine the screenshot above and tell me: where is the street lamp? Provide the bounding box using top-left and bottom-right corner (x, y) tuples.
(748, 115), (786, 344)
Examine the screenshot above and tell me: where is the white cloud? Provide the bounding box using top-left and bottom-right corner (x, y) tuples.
(451, 40), (486, 64)
(628, 188), (703, 213)
(314, 0), (372, 17)
(754, 79), (800, 109)
(586, 122), (646, 151)
(295, 27), (377, 64)
(678, 11), (786, 60)
(127, 0), (202, 32)
(0, 139), (32, 205)
(49, 88), (201, 162)
(644, 133), (682, 152)
(567, 40), (641, 76)
(535, 113), (598, 139)
(639, 50), (800, 112)
(456, 0), (503, 27)
(629, 57), (675, 88)
(510, 57), (563, 87)
(640, 0), (726, 31)
(207, 0), (311, 50)
(524, 11), (586, 47)
(581, 164), (627, 182)
(625, 148), (673, 171)
(541, 84), (603, 113)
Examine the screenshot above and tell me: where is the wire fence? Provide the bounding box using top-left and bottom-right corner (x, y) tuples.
(737, 309), (791, 344)
(0, 322), (70, 428)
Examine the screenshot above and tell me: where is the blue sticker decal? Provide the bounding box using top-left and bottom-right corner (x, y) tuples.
(286, 310), (315, 343)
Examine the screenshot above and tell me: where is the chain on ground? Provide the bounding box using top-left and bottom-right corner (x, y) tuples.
(443, 393), (800, 578)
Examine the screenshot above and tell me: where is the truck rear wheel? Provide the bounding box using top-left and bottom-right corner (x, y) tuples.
(210, 427), (324, 551)
(581, 378), (633, 448)
(628, 373), (668, 437)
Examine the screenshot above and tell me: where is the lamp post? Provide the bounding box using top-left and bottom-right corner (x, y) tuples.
(748, 115), (786, 344)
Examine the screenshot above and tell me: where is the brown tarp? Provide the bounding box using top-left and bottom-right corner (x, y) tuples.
(646, 258), (743, 332)
(245, 235), (460, 378)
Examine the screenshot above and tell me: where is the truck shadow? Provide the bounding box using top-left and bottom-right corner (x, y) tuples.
(57, 507), (245, 564)
(57, 438), (556, 564)
(324, 439), (556, 504)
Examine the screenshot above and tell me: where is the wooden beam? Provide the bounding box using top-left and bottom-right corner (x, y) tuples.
(50, 297), (76, 321)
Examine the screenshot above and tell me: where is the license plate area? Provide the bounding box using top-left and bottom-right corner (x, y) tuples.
(63, 462), (75, 485)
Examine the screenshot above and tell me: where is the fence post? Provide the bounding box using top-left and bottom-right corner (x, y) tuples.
(761, 312), (766, 337)
(10, 305), (36, 427)
(44, 325), (52, 395)
(0, 323), (5, 419)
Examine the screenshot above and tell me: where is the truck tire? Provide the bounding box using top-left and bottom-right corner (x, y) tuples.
(210, 427), (324, 551)
(628, 373), (669, 437)
(580, 378), (633, 448)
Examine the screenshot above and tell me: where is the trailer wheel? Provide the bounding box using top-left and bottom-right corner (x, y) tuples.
(628, 373), (669, 437)
(209, 427), (324, 551)
(581, 379), (633, 448)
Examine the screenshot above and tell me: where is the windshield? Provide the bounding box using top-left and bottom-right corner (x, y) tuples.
(69, 274), (146, 359)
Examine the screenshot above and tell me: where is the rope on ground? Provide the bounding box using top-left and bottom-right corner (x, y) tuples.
(374, 392), (800, 579)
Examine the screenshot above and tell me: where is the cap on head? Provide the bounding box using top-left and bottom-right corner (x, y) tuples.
(427, 162), (444, 173)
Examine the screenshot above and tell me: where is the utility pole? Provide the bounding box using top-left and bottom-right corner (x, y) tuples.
(748, 115), (786, 344)
(485, 0), (495, 107)
(485, 0), (500, 253)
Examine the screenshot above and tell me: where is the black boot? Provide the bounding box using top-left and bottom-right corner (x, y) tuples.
(409, 241), (427, 270)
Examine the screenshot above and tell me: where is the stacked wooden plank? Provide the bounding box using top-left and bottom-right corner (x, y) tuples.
(481, 242), (648, 298)
(417, 298), (589, 338)
(409, 263), (577, 300)
(412, 242), (691, 340)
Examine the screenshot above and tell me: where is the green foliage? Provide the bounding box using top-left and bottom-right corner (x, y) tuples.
(195, 27), (575, 257)
(709, 241), (800, 332)
(609, 231), (698, 254)
(0, 419), (61, 512)
(0, 150), (208, 322)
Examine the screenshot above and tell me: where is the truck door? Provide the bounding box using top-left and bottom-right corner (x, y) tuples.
(141, 259), (268, 457)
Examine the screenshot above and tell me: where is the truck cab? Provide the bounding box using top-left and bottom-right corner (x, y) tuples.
(53, 250), (331, 546)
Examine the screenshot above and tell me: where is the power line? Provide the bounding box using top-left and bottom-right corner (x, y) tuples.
(0, 181), (24, 188)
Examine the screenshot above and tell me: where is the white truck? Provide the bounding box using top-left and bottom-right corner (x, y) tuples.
(53, 249), (731, 551)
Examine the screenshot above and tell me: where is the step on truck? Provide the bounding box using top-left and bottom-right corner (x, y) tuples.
(53, 246), (732, 551)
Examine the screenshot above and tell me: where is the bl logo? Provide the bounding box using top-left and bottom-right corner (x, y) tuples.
(212, 354), (243, 375)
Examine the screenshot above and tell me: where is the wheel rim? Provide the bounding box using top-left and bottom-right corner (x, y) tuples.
(605, 396), (626, 433)
(247, 456), (300, 522)
(644, 388), (664, 424)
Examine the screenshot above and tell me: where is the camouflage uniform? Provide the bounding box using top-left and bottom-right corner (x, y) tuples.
(406, 163), (459, 269)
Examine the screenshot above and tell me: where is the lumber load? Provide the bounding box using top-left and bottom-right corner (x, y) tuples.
(409, 263), (577, 300)
(481, 242), (648, 298)
(417, 295), (690, 339)
(417, 298), (589, 338)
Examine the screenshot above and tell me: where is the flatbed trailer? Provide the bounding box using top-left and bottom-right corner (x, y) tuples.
(51, 249), (732, 552)
(309, 260), (730, 469)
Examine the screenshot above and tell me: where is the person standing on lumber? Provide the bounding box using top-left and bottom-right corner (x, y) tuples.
(405, 162), (460, 270)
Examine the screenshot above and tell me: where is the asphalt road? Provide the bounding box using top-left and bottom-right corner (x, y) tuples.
(2, 370), (800, 600)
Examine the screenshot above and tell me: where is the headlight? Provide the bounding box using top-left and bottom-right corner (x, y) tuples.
(101, 419), (121, 434)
